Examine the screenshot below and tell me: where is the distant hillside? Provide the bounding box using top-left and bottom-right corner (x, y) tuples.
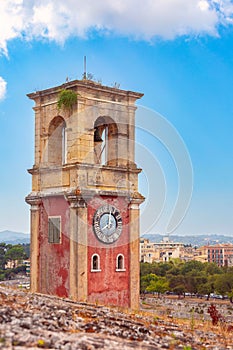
(1, 230), (233, 247)
(141, 233), (233, 247)
(0, 231), (30, 244)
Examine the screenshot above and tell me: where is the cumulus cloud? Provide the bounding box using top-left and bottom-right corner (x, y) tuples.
(0, 77), (7, 101)
(0, 0), (25, 56)
(0, 0), (233, 54)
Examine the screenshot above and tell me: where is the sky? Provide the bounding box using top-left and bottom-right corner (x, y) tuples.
(0, 0), (233, 236)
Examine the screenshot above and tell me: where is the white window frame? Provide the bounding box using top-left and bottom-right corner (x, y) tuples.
(91, 253), (101, 272)
(116, 254), (126, 272)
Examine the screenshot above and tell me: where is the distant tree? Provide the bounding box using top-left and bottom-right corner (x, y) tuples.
(173, 285), (186, 297)
(140, 260), (226, 299)
(22, 244), (30, 259)
(140, 262), (153, 277)
(197, 280), (214, 299)
(146, 276), (169, 297)
(140, 273), (158, 293)
(183, 274), (198, 294)
(157, 262), (173, 276)
(140, 276), (149, 294)
(169, 258), (184, 268)
(227, 290), (233, 304)
(168, 274), (185, 297)
(181, 260), (204, 275)
(204, 262), (222, 275)
(167, 266), (181, 276)
(215, 272), (233, 302)
(0, 243), (7, 269)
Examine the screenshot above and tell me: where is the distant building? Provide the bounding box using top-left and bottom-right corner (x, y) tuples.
(140, 237), (184, 263)
(23, 260), (30, 276)
(207, 244), (233, 267)
(5, 260), (17, 269)
(140, 237), (208, 263)
(192, 246), (208, 263)
(5, 259), (30, 273)
(181, 245), (208, 263)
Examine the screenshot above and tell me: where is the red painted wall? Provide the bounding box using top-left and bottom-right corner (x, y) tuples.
(39, 196), (70, 297)
(87, 196), (130, 307)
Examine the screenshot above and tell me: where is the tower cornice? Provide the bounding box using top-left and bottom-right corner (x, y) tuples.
(27, 79), (144, 103)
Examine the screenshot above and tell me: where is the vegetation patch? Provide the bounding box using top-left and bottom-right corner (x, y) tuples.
(140, 260), (233, 301)
(57, 89), (77, 113)
(0, 243), (29, 281)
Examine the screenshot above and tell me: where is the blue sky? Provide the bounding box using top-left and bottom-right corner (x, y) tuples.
(0, 0), (233, 236)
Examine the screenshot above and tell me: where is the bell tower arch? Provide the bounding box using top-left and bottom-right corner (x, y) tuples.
(94, 116), (118, 166)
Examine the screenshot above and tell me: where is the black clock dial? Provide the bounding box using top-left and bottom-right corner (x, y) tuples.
(93, 204), (122, 243)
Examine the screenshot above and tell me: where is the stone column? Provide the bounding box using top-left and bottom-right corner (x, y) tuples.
(127, 106), (137, 167)
(26, 197), (41, 293)
(68, 196), (88, 301)
(129, 197), (144, 310)
(33, 105), (42, 167)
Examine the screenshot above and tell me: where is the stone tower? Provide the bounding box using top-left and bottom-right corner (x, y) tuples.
(26, 79), (144, 309)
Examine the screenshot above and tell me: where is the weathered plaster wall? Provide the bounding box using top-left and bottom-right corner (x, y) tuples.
(39, 196), (70, 297)
(87, 196), (130, 307)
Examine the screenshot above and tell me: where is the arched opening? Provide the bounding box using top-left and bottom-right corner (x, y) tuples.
(94, 117), (118, 166)
(91, 254), (101, 271)
(48, 116), (66, 165)
(116, 254), (125, 271)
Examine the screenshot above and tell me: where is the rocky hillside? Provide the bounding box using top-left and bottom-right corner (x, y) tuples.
(0, 285), (232, 349)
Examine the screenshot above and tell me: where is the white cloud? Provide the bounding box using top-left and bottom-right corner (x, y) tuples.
(0, 77), (7, 101)
(0, 0), (26, 56)
(0, 0), (233, 55)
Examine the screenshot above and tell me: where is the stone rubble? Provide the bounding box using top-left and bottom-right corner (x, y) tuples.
(0, 286), (232, 349)
(143, 296), (233, 322)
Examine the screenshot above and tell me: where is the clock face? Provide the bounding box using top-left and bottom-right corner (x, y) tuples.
(93, 204), (122, 244)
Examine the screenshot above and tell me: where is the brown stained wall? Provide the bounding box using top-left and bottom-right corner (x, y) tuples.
(39, 196), (70, 297)
(87, 196), (130, 307)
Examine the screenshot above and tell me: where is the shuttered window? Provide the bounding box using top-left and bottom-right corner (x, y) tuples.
(48, 217), (61, 243)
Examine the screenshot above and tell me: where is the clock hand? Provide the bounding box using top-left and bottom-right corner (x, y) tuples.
(108, 209), (111, 228)
(102, 223), (109, 230)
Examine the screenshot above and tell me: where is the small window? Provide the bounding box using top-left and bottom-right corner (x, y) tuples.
(48, 217), (61, 243)
(91, 254), (101, 272)
(116, 254), (126, 271)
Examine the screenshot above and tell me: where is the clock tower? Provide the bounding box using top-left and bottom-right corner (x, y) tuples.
(26, 79), (144, 309)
